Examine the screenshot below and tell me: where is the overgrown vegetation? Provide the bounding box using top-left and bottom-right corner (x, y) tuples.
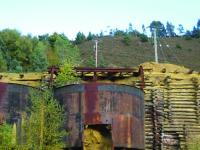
(0, 89), (67, 150)
(55, 59), (80, 87)
(0, 123), (15, 149)
(0, 18), (200, 150)
(21, 89), (66, 150)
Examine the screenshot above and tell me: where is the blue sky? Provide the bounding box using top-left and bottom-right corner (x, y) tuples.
(0, 0), (199, 39)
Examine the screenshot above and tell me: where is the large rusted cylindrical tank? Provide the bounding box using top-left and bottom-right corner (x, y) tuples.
(0, 83), (30, 123)
(54, 83), (144, 149)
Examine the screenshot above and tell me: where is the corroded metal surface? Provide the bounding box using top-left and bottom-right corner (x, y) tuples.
(0, 83), (30, 123)
(0, 83), (7, 124)
(54, 83), (144, 149)
(0, 82), (144, 149)
(84, 84), (101, 124)
(48, 66), (145, 89)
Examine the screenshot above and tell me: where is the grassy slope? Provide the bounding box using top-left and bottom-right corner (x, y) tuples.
(78, 36), (200, 71)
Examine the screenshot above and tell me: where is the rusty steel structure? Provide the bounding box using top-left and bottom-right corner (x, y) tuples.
(2, 63), (200, 149)
(54, 83), (144, 149)
(0, 83), (30, 124)
(0, 67), (145, 149)
(48, 66), (145, 89)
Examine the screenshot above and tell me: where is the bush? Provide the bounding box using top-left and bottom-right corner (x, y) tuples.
(55, 60), (80, 87)
(122, 35), (131, 46)
(114, 30), (126, 36)
(139, 34), (148, 42)
(184, 36), (192, 40)
(175, 44), (182, 49)
(0, 123), (16, 149)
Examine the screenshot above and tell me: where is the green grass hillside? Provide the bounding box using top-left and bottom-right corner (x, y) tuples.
(78, 36), (200, 71)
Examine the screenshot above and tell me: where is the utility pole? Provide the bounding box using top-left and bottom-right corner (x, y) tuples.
(154, 28), (158, 63)
(94, 40), (98, 67)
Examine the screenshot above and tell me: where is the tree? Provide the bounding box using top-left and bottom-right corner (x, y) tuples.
(166, 22), (176, 37)
(38, 34), (49, 42)
(55, 60), (80, 87)
(29, 42), (48, 71)
(0, 29), (21, 71)
(150, 21), (167, 37)
(139, 34), (148, 42)
(122, 35), (131, 46)
(184, 30), (192, 40)
(0, 51), (7, 71)
(54, 35), (81, 65)
(48, 32), (59, 48)
(9, 59), (23, 72)
(21, 89), (67, 149)
(142, 24), (146, 35)
(129, 30), (140, 37)
(74, 32), (86, 44)
(99, 31), (104, 37)
(114, 29), (126, 36)
(0, 29), (20, 52)
(15, 35), (34, 71)
(191, 26), (200, 38)
(177, 24), (184, 35)
(128, 23), (133, 33)
(191, 19), (200, 38)
(197, 19), (200, 30)
(45, 33), (81, 66)
(87, 32), (94, 41)
(0, 29), (82, 72)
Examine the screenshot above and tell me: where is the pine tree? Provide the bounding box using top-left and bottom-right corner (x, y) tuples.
(166, 22), (176, 37)
(20, 89), (67, 150)
(177, 24), (184, 36)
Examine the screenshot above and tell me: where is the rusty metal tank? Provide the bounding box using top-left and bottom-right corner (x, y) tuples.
(0, 82), (30, 123)
(54, 83), (144, 149)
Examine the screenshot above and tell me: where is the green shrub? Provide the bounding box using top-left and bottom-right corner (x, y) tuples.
(55, 59), (80, 87)
(122, 35), (131, 46)
(0, 123), (16, 149)
(139, 34), (148, 42)
(184, 36), (192, 40)
(175, 44), (182, 49)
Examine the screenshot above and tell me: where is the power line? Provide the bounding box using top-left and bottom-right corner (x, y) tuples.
(158, 41), (168, 63)
(153, 29), (158, 63)
(94, 40), (98, 67)
(161, 37), (182, 64)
